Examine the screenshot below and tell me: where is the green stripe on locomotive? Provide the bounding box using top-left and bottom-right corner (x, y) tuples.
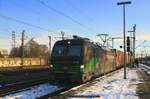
(53, 64), (80, 73)
(52, 57), (100, 75)
(83, 57), (100, 74)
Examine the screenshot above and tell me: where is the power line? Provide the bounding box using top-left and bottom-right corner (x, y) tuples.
(65, 0), (96, 23)
(9, 0), (90, 36)
(9, 0), (54, 23)
(7, 1), (68, 37)
(37, 0), (96, 33)
(0, 28), (10, 32)
(135, 40), (147, 49)
(9, 0), (41, 17)
(0, 14), (54, 33)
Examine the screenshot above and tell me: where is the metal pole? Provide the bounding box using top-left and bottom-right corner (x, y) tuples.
(117, 1), (131, 79)
(123, 5), (126, 79)
(112, 38), (114, 48)
(21, 30), (25, 67)
(130, 32), (132, 53)
(61, 31), (65, 40)
(130, 32), (133, 67)
(48, 36), (51, 54)
(133, 24), (136, 66)
(48, 36), (51, 65)
(12, 31), (16, 48)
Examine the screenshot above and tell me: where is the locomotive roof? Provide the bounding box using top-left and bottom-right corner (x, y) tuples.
(55, 39), (104, 50)
(55, 39), (123, 53)
(55, 38), (90, 44)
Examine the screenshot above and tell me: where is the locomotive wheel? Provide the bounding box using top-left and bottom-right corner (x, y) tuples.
(88, 74), (92, 81)
(82, 74), (87, 83)
(82, 74), (92, 83)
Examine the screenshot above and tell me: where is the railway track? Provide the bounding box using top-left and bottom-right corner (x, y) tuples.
(38, 83), (78, 99)
(1, 81), (78, 98)
(39, 68), (124, 98)
(142, 65), (150, 70)
(140, 64), (150, 73)
(1, 68), (124, 98)
(0, 78), (50, 96)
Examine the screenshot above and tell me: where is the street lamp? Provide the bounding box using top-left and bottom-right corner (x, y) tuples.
(117, 1), (131, 79)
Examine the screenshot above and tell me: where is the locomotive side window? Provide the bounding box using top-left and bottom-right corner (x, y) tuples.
(67, 45), (81, 57)
(53, 45), (66, 56)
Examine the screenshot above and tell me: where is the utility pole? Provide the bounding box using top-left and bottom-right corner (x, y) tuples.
(48, 36), (51, 65)
(48, 36), (51, 54)
(61, 31), (65, 40)
(12, 31), (16, 48)
(21, 30), (25, 67)
(112, 38), (114, 48)
(133, 24), (136, 66)
(128, 24), (136, 67)
(117, 1), (131, 79)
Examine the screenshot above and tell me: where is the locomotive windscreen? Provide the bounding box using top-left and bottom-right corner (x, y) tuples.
(52, 45), (81, 57)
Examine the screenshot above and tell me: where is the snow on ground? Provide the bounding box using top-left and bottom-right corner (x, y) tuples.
(140, 64), (150, 74)
(1, 65), (149, 99)
(65, 67), (149, 99)
(1, 83), (63, 99)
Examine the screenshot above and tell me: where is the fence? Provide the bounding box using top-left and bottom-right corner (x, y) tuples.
(0, 58), (49, 67)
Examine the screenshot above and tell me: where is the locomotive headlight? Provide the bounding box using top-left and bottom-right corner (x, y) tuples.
(80, 65), (84, 69)
(50, 64), (53, 68)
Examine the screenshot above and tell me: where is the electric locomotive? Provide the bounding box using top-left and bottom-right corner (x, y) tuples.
(50, 36), (130, 82)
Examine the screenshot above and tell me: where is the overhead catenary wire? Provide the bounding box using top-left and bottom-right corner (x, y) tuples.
(8, 0), (93, 37)
(9, 0), (55, 24)
(0, 28), (10, 32)
(0, 14), (55, 33)
(65, 0), (96, 23)
(6, 1), (70, 37)
(0, 14), (72, 45)
(135, 40), (147, 49)
(37, 0), (97, 33)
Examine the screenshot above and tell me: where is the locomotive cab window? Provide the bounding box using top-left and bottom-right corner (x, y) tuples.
(67, 45), (81, 57)
(53, 45), (66, 56)
(52, 44), (81, 57)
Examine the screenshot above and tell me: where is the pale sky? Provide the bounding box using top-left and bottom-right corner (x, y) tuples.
(0, 0), (150, 54)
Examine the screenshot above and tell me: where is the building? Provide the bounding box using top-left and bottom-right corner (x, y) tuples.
(0, 48), (8, 58)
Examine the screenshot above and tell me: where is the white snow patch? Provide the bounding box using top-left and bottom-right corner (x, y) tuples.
(1, 83), (62, 99)
(68, 68), (145, 99)
(140, 64), (150, 74)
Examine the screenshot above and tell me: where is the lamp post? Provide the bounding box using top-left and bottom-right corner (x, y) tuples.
(117, 1), (131, 79)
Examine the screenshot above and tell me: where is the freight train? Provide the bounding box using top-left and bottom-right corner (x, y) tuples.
(50, 36), (132, 83)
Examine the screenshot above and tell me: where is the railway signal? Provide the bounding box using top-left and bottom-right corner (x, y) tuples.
(127, 36), (130, 52)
